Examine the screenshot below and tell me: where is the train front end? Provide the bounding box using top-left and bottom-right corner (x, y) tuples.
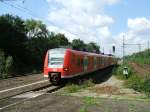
(44, 48), (68, 84)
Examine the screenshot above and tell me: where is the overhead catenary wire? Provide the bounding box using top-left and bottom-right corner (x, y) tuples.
(0, 1), (82, 38)
(2, 1), (148, 56)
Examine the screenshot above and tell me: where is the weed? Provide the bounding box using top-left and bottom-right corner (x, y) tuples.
(114, 63), (150, 98)
(64, 83), (81, 93)
(113, 64), (134, 79)
(83, 97), (99, 105)
(128, 103), (136, 112)
(82, 79), (95, 88)
(125, 75), (142, 91)
(64, 79), (95, 93)
(141, 76), (150, 97)
(79, 106), (89, 112)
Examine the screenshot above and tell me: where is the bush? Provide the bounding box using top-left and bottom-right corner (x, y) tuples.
(0, 50), (5, 77)
(126, 75), (142, 91)
(5, 56), (13, 74)
(0, 50), (13, 78)
(126, 75), (150, 98)
(141, 76), (150, 97)
(113, 64), (134, 79)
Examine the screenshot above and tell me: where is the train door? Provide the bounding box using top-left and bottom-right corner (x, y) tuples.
(94, 57), (97, 69)
(83, 56), (88, 71)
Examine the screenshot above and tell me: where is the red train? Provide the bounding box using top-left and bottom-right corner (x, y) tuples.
(44, 48), (116, 84)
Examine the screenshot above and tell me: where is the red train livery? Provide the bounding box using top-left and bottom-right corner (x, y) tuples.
(44, 48), (116, 84)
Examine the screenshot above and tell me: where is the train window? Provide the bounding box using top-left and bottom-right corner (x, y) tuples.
(48, 49), (65, 67)
(84, 57), (88, 65)
(49, 57), (64, 65)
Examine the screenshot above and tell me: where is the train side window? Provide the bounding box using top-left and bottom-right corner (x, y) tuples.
(84, 57), (88, 66)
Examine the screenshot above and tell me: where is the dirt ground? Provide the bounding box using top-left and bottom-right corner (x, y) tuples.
(1, 93), (150, 112)
(62, 75), (147, 100)
(129, 62), (150, 78)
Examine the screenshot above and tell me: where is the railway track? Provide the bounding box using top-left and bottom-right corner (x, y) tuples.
(0, 79), (49, 99)
(0, 83), (64, 111)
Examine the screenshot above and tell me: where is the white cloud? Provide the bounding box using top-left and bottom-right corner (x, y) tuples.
(127, 17), (150, 43)
(128, 17), (150, 36)
(115, 17), (150, 56)
(46, 0), (120, 55)
(46, 0), (149, 57)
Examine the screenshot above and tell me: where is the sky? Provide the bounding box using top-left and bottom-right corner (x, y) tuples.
(0, 0), (150, 57)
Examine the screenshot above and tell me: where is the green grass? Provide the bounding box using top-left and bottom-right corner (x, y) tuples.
(79, 107), (89, 112)
(113, 63), (134, 79)
(125, 75), (142, 91)
(64, 79), (95, 93)
(114, 64), (150, 98)
(64, 83), (81, 93)
(126, 49), (150, 65)
(83, 97), (99, 105)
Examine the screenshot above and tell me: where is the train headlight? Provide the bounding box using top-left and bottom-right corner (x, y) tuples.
(52, 68), (57, 71)
(63, 67), (68, 71)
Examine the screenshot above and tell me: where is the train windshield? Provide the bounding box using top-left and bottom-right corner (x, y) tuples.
(48, 48), (66, 68)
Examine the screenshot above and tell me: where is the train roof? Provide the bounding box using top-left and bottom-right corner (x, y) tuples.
(48, 48), (113, 58)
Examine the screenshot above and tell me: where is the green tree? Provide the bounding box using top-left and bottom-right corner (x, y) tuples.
(25, 36), (57, 67)
(0, 14), (28, 66)
(72, 39), (86, 51)
(0, 14), (26, 50)
(54, 33), (70, 47)
(86, 42), (100, 53)
(25, 19), (48, 38)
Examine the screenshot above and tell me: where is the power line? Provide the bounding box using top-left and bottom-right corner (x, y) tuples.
(0, 1), (81, 37)
(123, 34), (125, 64)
